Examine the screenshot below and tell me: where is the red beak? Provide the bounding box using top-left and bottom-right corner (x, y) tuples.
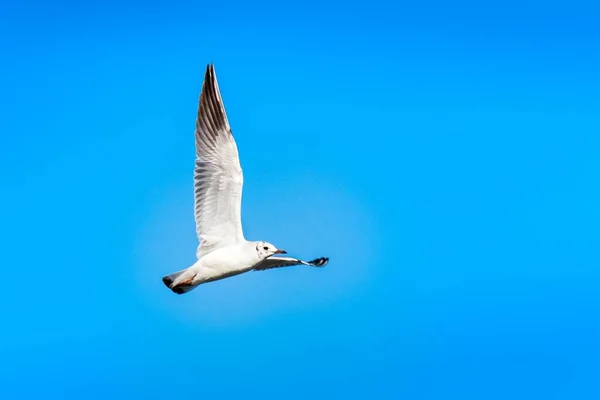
(274, 249), (287, 254)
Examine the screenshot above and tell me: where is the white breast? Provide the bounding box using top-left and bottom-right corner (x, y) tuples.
(192, 242), (260, 283)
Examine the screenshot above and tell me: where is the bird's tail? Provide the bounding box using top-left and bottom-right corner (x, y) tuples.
(162, 268), (197, 295)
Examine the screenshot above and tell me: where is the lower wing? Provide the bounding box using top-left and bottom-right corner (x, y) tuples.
(253, 256), (329, 271)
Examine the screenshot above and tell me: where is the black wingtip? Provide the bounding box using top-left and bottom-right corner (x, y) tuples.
(204, 63), (213, 81)
(309, 257), (329, 267)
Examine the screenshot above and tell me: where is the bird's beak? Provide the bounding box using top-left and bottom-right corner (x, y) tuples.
(274, 249), (287, 254)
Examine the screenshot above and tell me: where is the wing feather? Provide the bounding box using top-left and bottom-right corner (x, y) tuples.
(253, 256), (329, 271)
(194, 64), (244, 257)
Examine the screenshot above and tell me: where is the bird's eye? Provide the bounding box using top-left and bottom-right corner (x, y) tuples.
(263, 246), (269, 251)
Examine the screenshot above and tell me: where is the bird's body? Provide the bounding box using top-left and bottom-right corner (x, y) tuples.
(161, 64), (329, 295)
(164, 242), (260, 293)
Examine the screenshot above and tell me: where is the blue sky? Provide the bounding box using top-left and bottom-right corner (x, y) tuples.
(1, 0), (599, 398)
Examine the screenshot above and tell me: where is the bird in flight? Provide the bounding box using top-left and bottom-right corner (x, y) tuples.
(162, 64), (329, 294)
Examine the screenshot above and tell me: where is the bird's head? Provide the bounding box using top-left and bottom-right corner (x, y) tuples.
(256, 241), (287, 259)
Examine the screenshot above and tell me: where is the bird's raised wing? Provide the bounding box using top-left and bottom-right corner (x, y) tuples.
(194, 64), (244, 257)
(253, 256), (329, 271)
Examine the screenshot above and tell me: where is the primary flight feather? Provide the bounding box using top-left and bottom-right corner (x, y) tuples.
(162, 64), (329, 294)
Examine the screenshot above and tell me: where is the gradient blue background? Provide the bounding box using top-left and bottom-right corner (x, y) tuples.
(1, 1), (599, 398)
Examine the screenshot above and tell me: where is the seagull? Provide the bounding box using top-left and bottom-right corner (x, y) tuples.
(162, 64), (329, 294)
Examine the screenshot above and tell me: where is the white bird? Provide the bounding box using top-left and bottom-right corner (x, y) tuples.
(162, 64), (329, 294)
